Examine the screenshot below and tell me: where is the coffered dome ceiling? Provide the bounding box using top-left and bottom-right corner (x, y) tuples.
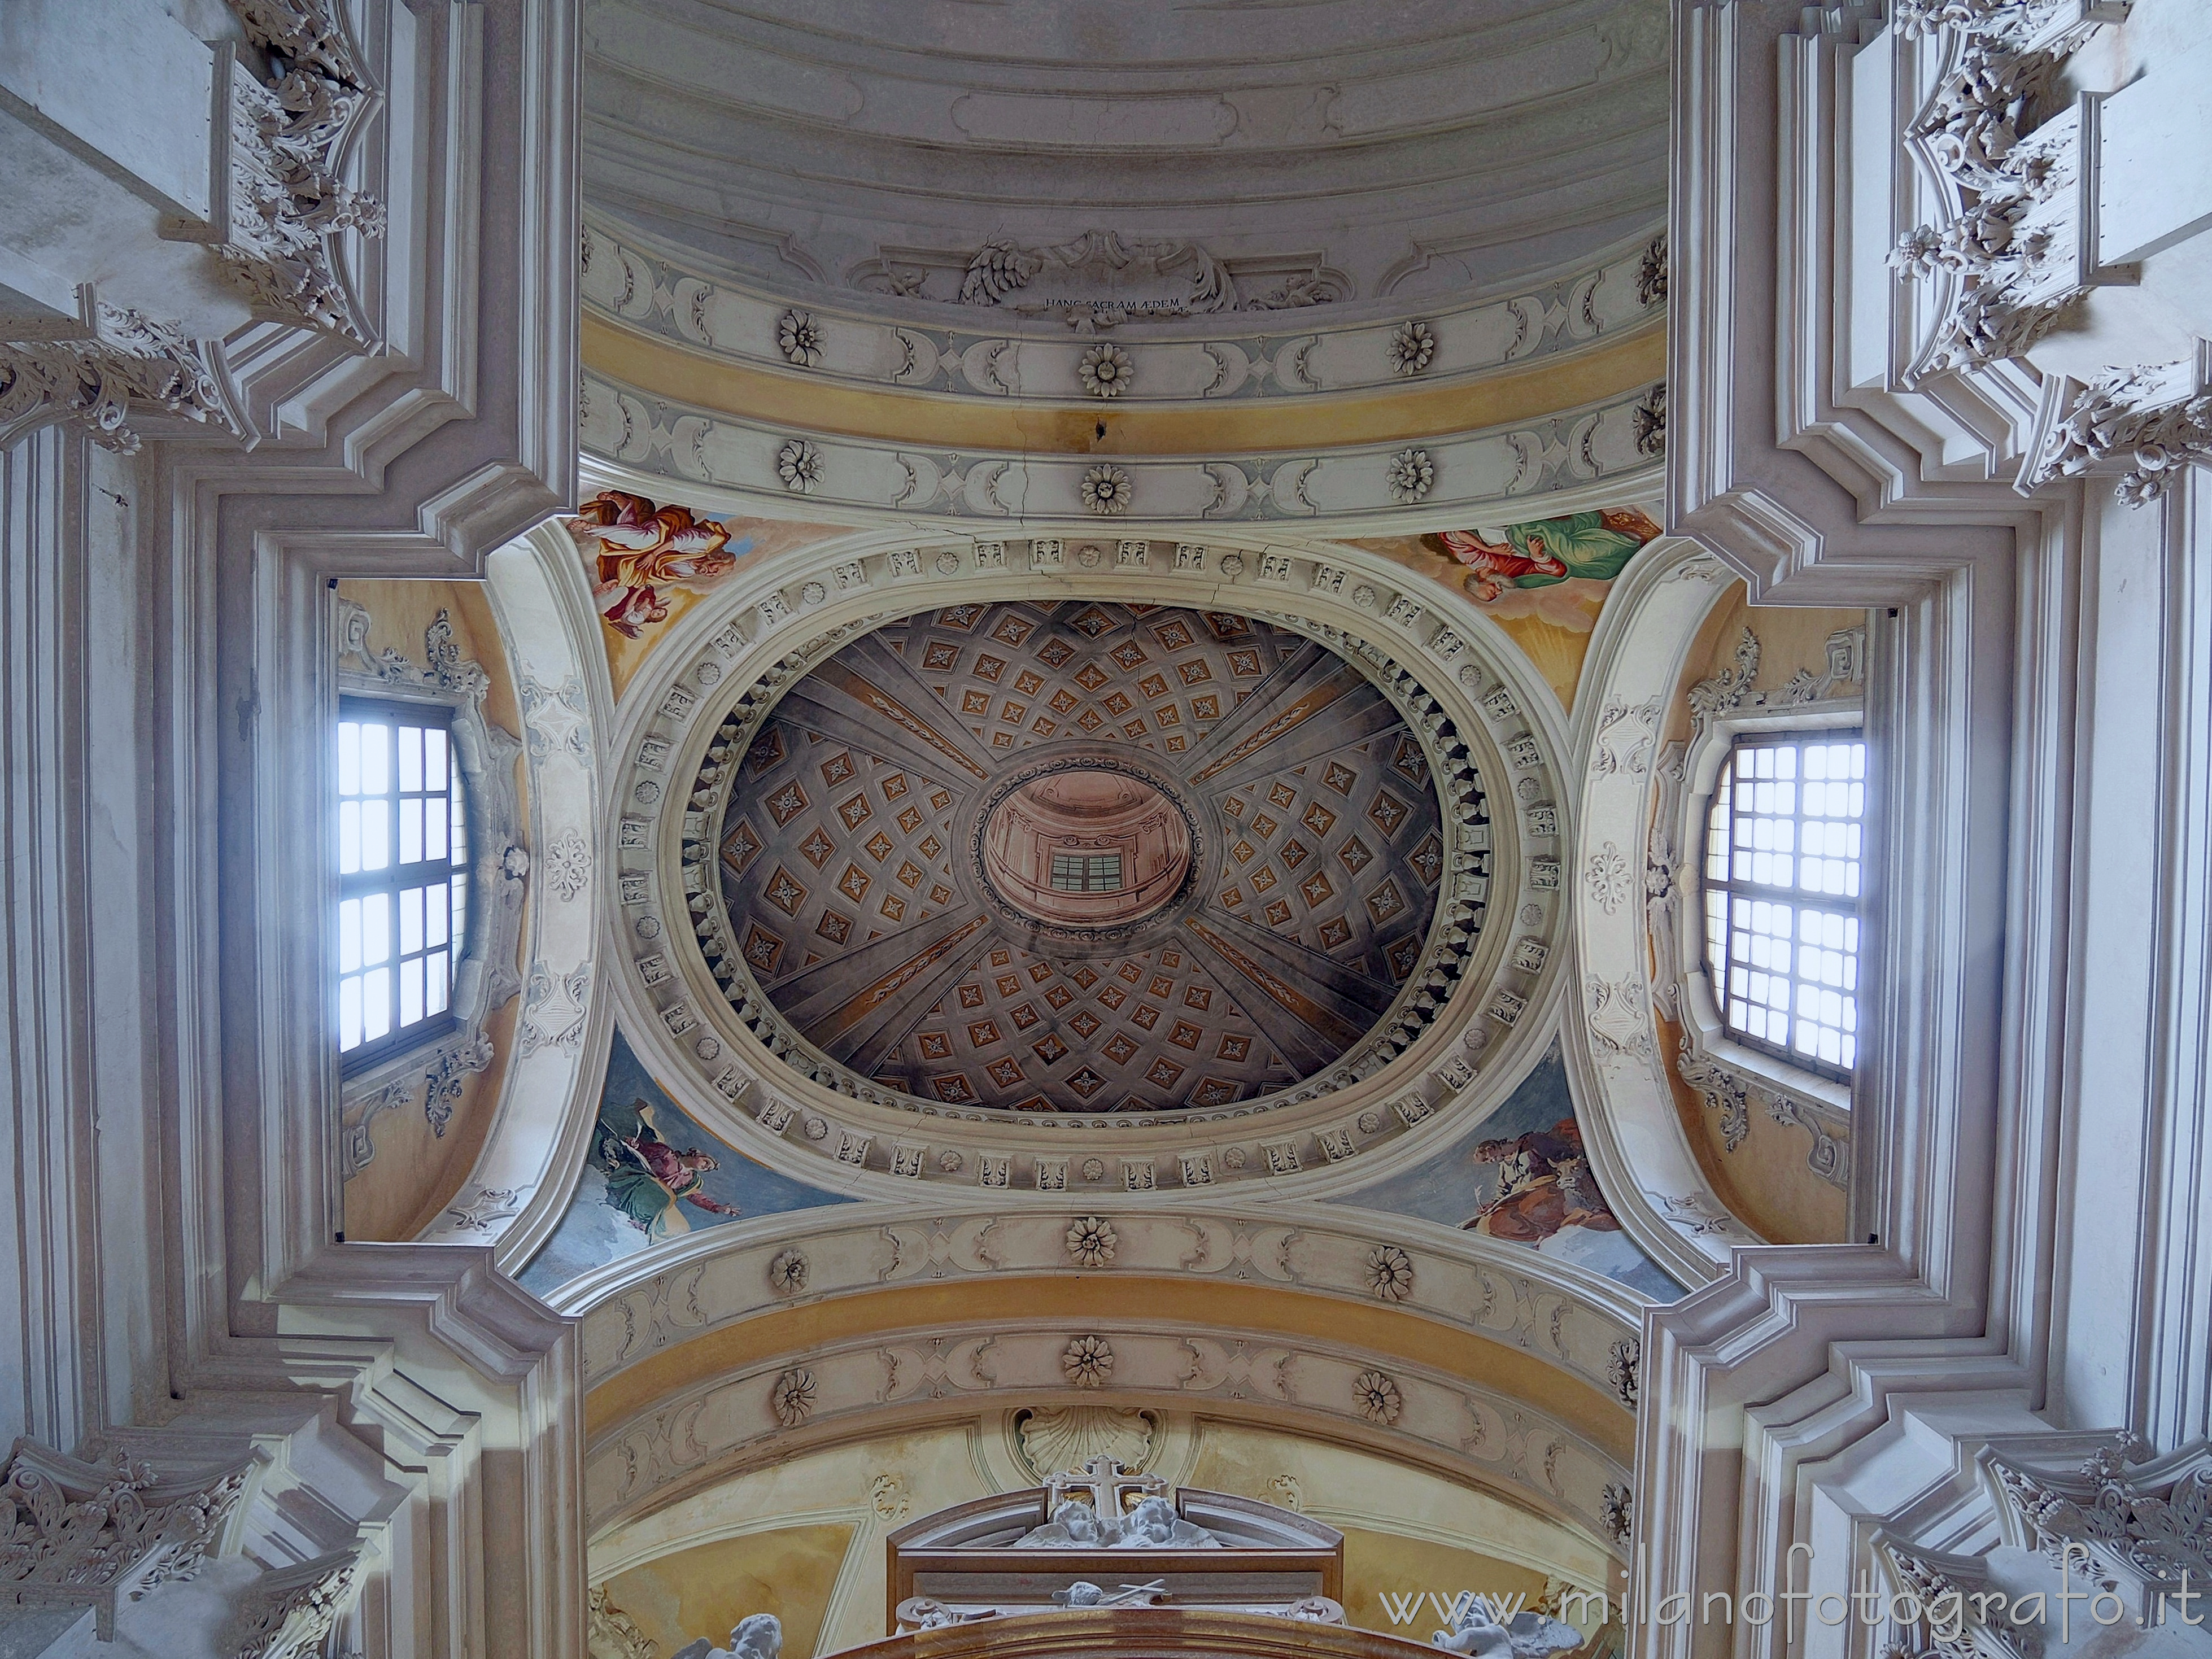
(716, 603), (1460, 1113)
(583, 0), (1669, 313)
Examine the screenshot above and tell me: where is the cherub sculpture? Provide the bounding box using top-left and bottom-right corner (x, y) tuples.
(1012, 1498), (1114, 1547)
(1432, 1597), (1583, 1659)
(671, 1612), (782, 1659)
(1109, 1495), (1221, 1549)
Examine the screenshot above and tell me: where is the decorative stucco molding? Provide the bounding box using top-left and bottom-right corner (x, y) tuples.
(1687, 625), (1867, 742)
(1887, 1), (2096, 383)
(584, 1313), (1628, 1552)
(1661, 622), (1865, 1191)
(0, 0), (387, 449)
(334, 599), (526, 1177)
(0, 302), (237, 455)
(225, 1548), (364, 1659)
(580, 366), (1661, 530)
(1987, 1434), (2212, 1600)
(1673, 1034), (1851, 1188)
(590, 1586), (660, 1659)
(2022, 354), (2212, 504)
(215, 0), (386, 343)
(0, 1440), (252, 1638)
(583, 217), (1666, 407)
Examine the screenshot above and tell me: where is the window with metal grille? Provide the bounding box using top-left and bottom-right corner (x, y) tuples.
(1049, 852), (1123, 892)
(337, 698), (470, 1069)
(1701, 731), (1866, 1078)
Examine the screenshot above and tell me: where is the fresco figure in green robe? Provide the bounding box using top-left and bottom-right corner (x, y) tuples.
(595, 1098), (741, 1239)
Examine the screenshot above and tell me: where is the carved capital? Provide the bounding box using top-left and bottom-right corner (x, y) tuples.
(216, 1), (385, 343)
(1871, 1531), (2040, 1659)
(2023, 357), (2212, 504)
(0, 302), (235, 454)
(226, 1548), (363, 1659)
(1987, 1435), (2212, 1597)
(0, 1440), (251, 1637)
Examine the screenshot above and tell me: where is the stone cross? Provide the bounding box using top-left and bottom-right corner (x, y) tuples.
(1045, 1454), (1164, 1519)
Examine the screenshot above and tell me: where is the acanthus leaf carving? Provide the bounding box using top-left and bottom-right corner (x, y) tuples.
(216, 0), (385, 344)
(2023, 357), (2212, 505)
(0, 302), (238, 455)
(1884, 0), (2163, 395)
(1988, 1435), (2212, 1594)
(226, 1548), (363, 1659)
(1870, 1531), (2040, 1659)
(0, 1442), (252, 1636)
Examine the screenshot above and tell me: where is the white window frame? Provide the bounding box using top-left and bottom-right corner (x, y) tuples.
(337, 695), (473, 1070)
(1673, 698), (1864, 1120)
(333, 596), (526, 1178)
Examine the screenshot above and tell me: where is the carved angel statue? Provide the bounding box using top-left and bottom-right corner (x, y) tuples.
(1432, 1597), (1584, 1659)
(1011, 1493), (1221, 1549)
(1012, 1497), (1116, 1547)
(671, 1613), (782, 1659)
(1110, 1495), (1221, 1548)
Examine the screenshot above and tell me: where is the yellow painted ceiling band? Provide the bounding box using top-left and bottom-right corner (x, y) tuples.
(583, 313), (1666, 457)
(583, 1274), (1634, 1460)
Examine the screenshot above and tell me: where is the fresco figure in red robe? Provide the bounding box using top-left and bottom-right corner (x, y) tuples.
(1433, 507), (1662, 601)
(568, 489), (744, 638)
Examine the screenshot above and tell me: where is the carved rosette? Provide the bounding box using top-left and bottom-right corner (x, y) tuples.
(1365, 1245), (1415, 1301)
(1061, 1335), (1115, 1389)
(1064, 1217), (1118, 1268)
(1598, 1483), (1631, 1543)
(771, 1368), (817, 1427)
(1352, 1369), (1403, 1425)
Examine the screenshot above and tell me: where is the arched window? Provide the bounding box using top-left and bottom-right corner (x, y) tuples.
(337, 697), (472, 1068)
(1700, 730), (1866, 1077)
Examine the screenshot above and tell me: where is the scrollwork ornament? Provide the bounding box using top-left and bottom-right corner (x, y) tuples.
(1583, 841), (1633, 915)
(1607, 1337), (1641, 1409)
(2026, 361), (2212, 505)
(0, 304), (235, 455)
